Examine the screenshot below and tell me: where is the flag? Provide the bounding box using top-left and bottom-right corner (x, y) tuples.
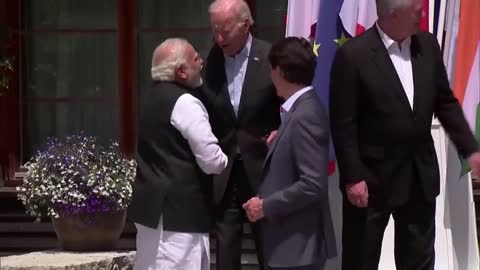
(312, 0), (344, 175)
(421, 0), (430, 32)
(443, 0), (460, 77)
(285, 0), (319, 39)
(313, 1), (378, 175)
(441, 2), (480, 268)
(356, 0), (377, 34)
(338, 0), (377, 36)
(453, 0), (480, 174)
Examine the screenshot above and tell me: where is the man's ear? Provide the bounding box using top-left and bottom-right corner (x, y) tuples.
(176, 65), (187, 81)
(242, 19), (250, 33)
(274, 66), (286, 80)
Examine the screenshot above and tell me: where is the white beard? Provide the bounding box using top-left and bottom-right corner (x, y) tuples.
(186, 65), (203, 88)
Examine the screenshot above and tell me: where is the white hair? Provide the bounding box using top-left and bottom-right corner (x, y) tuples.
(208, 0), (254, 26)
(376, 0), (413, 19)
(151, 38), (189, 82)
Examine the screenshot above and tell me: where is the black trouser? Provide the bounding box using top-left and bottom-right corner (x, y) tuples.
(266, 264), (325, 270)
(342, 182), (436, 270)
(215, 158), (264, 270)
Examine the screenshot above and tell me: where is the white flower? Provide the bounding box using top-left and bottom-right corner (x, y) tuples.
(18, 136), (137, 219)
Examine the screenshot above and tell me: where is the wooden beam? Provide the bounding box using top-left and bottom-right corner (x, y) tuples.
(117, 0), (137, 158)
(0, 0), (21, 184)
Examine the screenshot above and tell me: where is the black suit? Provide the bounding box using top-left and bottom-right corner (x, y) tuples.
(198, 37), (281, 270)
(330, 27), (478, 270)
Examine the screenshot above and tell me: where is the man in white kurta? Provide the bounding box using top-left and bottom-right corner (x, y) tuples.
(128, 38), (228, 270)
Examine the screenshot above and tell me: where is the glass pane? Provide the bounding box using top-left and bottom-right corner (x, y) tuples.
(254, 0), (288, 27)
(23, 34), (117, 98)
(256, 28), (287, 44)
(137, 32), (213, 92)
(138, 0), (211, 28)
(23, 0), (117, 29)
(22, 102), (118, 162)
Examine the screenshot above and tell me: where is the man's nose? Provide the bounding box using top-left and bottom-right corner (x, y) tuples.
(215, 33), (224, 44)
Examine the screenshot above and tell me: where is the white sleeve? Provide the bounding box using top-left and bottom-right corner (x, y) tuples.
(170, 94), (228, 175)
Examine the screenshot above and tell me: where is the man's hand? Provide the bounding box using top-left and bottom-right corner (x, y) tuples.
(346, 180), (368, 208)
(242, 197), (264, 222)
(265, 130), (278, 146)
(468, 152), (480, 179)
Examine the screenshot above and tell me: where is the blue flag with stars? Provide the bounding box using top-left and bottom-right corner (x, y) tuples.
(312, 0), (351, 175)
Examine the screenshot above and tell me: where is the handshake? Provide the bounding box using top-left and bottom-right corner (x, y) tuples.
(242, 196), (264, 222)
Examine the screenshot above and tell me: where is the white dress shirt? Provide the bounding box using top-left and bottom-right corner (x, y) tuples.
(282, 86), (313, 113)
(376, 23), (415, 110)
(170, 93), (228, 174)
(224, 34), (252, 116)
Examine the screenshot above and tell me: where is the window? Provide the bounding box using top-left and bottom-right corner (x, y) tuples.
(0, 0), (287, 185)
(22, 0), (119, 161)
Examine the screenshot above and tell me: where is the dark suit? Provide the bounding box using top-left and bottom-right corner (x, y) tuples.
(198, 37), (281, 270)
(259, 90), (337, 270)
(330, 27), (478, 270)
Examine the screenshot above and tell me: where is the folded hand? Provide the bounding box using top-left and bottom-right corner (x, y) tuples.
(242, 197), (264, 222)
(346, 180), (368, 208)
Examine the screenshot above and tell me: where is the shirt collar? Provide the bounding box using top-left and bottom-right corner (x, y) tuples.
(225, 33), (252, 59)
(376, 22), (411, 51)
(282, 86), (313, 112)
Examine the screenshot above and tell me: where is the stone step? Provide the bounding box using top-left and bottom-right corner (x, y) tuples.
(0, 251), (260, 269)
(0, 251), (136, 270)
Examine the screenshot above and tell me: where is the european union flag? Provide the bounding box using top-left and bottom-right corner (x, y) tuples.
(312, 0), (351, 175)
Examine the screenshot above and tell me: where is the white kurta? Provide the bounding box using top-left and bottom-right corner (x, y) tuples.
(134, 92), (228, 270)
(134, 222), (210, 270)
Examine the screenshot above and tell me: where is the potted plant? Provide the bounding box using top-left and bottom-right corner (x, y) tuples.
(17, 134), (137, 251)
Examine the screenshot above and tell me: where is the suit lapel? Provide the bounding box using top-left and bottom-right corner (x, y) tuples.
(264, 110), (291, 165)
(369, 28), (413, 115)
(263, 91), (313, 169)
(237, 38), (263, 120)
(220, 81), (237, 121)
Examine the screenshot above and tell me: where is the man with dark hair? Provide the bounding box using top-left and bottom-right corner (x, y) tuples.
(198, 0), (281, 269)
(330, 0), (480, 269)
(243, 37), (337, 270)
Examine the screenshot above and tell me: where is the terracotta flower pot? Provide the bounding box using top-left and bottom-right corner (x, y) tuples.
(51, 210), (126, 251)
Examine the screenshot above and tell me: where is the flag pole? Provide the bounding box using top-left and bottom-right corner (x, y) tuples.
(443, 0), (457, 65)
(436, 0), (447, 46)
(429, 0), (435, 33)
